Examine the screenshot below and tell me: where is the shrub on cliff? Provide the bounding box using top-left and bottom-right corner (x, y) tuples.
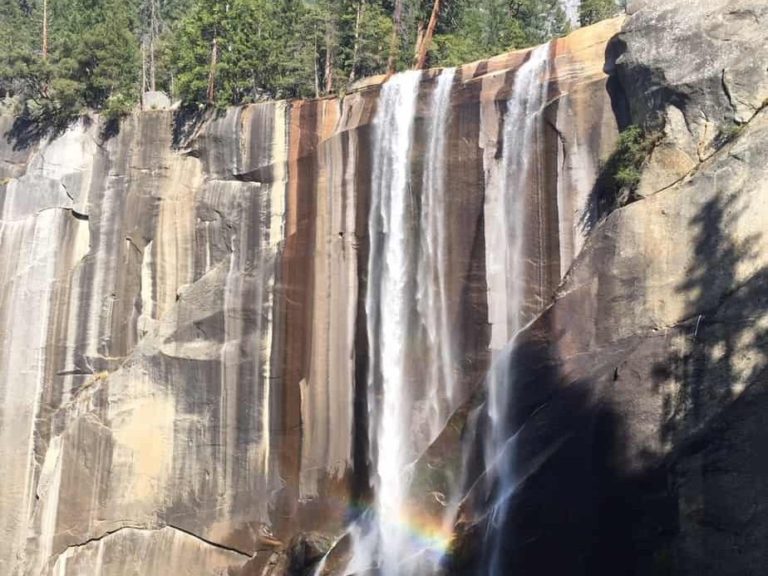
(589, 125), (660, 222)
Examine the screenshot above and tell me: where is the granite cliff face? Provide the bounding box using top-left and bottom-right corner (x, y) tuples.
(451, 2), (768, 575)
(0, 1), (765, 575)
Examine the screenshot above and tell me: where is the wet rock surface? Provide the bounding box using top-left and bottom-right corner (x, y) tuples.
(0, 20), (619, 572)
(0, 1), (766, 575)
(452, 2), (768, 575)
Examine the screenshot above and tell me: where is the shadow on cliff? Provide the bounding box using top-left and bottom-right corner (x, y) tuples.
(650, 192), (768, 574)
(450, 310), (678, 576)
(449, 32), (768, 576)
(442, 35), (684, 572)
(4, 109), (123, 150)
(654, 192), (767, 441)
(3, 109), (70, 150)
(172, 104), (218, 148)
(4, 101), (214, 151)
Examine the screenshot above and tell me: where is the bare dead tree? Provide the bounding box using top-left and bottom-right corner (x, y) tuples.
(42, 0), (48, 59)
(207, 36), (218, 104)
(149, 0), (157, 91)
(414, 0), (442, 70)
(413, 20), (425, 63)
(141, 42), (148, 94)
(324, 19), (335, 95)
(314, 23), (321, 98)
(348, 0), (365, 83)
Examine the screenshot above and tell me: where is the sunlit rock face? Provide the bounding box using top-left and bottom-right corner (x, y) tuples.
(3, 2), (765, 574)
(0, 20), (619, 570)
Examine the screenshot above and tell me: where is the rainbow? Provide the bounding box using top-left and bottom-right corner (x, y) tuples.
(346, 501), (455, 559)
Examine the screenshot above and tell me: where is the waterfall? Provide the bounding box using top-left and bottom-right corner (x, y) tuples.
(485, 43), (552, 352)
(369, 68), (422, 576)
(348, 67), (457, 575)
(562, 0), (581, 26)
(417, 66), (459, 448)
(483, 43), (552, 575)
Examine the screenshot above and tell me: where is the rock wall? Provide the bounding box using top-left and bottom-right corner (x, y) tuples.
(2, 1), (765, 574)
(0, 18), (620, 574)
(451, 2), (768, 576)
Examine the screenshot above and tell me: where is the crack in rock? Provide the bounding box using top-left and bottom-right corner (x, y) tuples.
(53, 524), (253, 561)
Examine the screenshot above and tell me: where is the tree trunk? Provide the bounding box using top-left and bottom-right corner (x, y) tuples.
(387, 0), (403, 75)
(141, 42), (148, 94)
(348, 0), (364, 83)
(149, 0), (156, 91)
(413, 21), (424, 62)
(324, 30), (335, 95)
(414, 0), (442, 70)
(314, 28), (321, 99)
(207, 36), (218, 105)
(42, 0), (48, 59)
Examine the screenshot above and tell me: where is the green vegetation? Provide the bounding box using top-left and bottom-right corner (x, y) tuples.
(715, 120), (745, 148)
(0, 0), (620, 133)
(578, 0), (620, 26)
(611, 125), (651, 190)
(1, 0), (141, 132)
(431, 0), (569, 67)
(168, 0), (570, 105)
(593, 125), (659, 216)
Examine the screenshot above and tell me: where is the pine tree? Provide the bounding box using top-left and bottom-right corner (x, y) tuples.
(2, 0), (140, 129)
(79, 0), (141, 108)
(2, 0), (588, 114)
(579, 0), (618, 26)
(0, 0), (39, 97)
(428, 0), (568, 69)
(414, 0), (442, 69)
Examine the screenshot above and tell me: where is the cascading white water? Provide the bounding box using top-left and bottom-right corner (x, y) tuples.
(346, 67), (458, 575)
(562, 0), (581, 27)
(418, 68), (458, 423)
(371, 68), (422, 576)
(483, 43), (552, 574)
(485, 43), (551, 354)
(416, 67), (461, 564)
(348, 68), (423, 576)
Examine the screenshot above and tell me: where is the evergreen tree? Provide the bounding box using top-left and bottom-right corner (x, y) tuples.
(430, 0), (568, 68)
(351, 2), (394, 80)
(73, 1), (140, 108)
(172, 0), (322, 106)
(2, 0), (140, 130)
(579, 0), (618, 26)
(2, 0), (584, 117)
(0, 0), (40, 98)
